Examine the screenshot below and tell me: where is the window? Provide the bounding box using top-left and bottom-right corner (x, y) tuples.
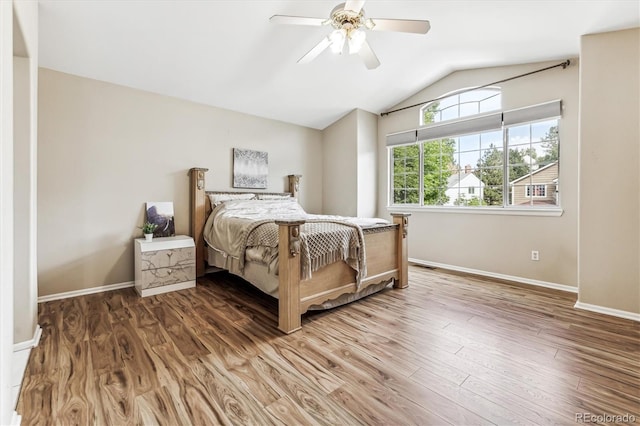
(389, 92), (561, 210)
(420, 87), (501, 125)
(526, 185), (547, 197)
(392, 145), (420, 204)
(507, 119), (559, 206)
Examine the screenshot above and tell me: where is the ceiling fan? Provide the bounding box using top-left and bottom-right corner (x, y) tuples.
(270, 0), (430, 70)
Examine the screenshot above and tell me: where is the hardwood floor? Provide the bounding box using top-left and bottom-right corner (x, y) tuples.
(18, 265), (640, 425)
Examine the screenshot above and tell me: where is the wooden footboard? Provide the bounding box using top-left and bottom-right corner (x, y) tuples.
(188, 167), (409, 334)
(275, 215), (409, 333)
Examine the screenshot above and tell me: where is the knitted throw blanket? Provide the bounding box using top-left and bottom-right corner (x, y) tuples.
(244, 219), (366, 288)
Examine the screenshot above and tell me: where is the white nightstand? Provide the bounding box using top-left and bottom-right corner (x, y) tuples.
(134, 235), (196, 297)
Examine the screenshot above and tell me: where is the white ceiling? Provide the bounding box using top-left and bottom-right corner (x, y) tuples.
(38, 0), (639, 130)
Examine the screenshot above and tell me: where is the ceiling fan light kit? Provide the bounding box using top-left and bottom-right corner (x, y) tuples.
(270, 0), (430, 70)
(348, 29), (366, 54)
(329, 28), (347, 53)
(328, 27), (366, 55)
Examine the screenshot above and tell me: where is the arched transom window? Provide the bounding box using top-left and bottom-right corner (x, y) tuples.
(420, 87), (502, 125)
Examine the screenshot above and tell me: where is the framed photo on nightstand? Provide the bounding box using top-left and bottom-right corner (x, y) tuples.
(146, 201), (175, 237)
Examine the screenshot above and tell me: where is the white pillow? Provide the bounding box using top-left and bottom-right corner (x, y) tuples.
(208, 193), (255, 207)
(256, 194), (292, 200)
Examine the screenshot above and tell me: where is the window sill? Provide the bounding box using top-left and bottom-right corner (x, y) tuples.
(387, 205), (564, 217)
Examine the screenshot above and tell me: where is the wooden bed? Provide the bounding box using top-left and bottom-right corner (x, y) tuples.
(188, 167), (410, 334)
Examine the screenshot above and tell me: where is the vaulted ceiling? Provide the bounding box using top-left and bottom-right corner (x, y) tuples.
(38, 1), (639, 129)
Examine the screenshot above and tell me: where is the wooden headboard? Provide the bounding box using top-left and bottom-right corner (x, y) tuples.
(188, 168), (302, 277)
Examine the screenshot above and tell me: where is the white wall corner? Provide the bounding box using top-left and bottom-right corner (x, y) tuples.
(574, 301), (640, 322)
(1, 0), (16, 423)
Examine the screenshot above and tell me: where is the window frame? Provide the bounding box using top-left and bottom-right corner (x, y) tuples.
(388, 99), (563, 216)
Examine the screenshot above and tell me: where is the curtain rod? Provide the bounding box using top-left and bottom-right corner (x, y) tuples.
(380, 59), (571, 117)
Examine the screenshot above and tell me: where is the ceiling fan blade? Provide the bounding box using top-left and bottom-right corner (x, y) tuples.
(270, 15), (327, 26)
(369, 18), (431, 34)
(344, 0), (366, 14)
(358, 40), (380, 70)
(298, 37), (332, 64)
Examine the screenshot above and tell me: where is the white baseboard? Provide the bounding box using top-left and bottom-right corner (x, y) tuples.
(574, 301), (640, 322)
(13, 324), (41, 352)
(409, 258), (579, 294)
(38, 281), (134, 303)
(12, 324), (41, 409)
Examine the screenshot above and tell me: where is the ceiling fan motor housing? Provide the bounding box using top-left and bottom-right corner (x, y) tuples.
(330, 3), (369, 32)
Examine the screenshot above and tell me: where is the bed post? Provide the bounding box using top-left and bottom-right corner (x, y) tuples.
(275, 219), (305, 334)
(189, 167), (209, 277)
(390, 213), (410, 288)
(287, 174), (301, 199)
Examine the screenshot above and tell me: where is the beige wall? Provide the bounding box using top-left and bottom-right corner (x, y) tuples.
(13, 56), (36, 344)
(13, 0), (38, 346)
(377, 60), (580, 287)
(356, 109), (378, 218)
(578, 28), (639, 315)
(322, 110), (358, 216)
(322, 108), (378, 217)
(38, 69), (323, 296)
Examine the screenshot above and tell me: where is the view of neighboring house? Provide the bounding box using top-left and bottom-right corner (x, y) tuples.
(445, 165), (484, 205)
(509, 161), (559, 205)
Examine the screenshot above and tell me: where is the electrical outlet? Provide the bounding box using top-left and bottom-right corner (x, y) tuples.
(531, 250), (539, 261)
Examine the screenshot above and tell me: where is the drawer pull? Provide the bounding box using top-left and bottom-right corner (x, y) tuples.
(167, 269), (172, 275)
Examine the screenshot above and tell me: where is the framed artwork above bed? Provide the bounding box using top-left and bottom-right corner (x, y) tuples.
(233, 148), (268, 189)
